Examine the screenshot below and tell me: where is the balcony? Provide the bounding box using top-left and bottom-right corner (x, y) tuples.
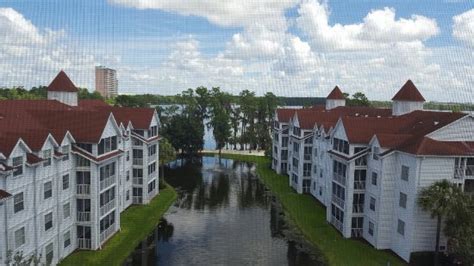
(100, 176), (115, 191)
(455, 166), (474, 179)
(77, 238), (91, 249)
(100, 224), (116, 243)
(353, 204), (364, 213)
(332, 194), (345, 209)
(148, 154), (156, 163)
(100, 199), (116, 217)
(354, 181), (366, 190)
(148, 188), (158, 198)
(351, 228), (363, 238)
(133, 196), (143, 204)
(333, 173), (346, 186)
(76, 184), (90, 196)
(304, 154), (311, 161)
(77, 211), (91, 222)
(133, 158), (143, 166)
(303, 170), (311, 177)
(133, 177), (143, 185)
(330, 216), (343, 231)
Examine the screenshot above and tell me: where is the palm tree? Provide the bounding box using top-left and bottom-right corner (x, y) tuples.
(418, 180), (465, 266)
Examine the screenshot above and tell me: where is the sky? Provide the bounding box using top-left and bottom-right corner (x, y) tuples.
(0, 0), (473, 102)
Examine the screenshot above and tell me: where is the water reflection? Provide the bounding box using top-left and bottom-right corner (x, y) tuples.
(125, 156), (322, 265)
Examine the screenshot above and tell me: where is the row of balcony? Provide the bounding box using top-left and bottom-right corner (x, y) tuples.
(100, 176), (115, 191)
(333, 173), (346, 186)
(332, 194), (345, 209)
(133, 196), (143, 204)
(330, 216), (343, 231)
(100, 224), (116, 243)
(77, 238), (91, 249)
(455, 166), (474, 179)
(100, 199), (116, 217)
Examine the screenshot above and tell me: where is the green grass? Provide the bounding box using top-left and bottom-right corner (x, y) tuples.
(209, 153), (406, 266)
(60, 184), (177, 266)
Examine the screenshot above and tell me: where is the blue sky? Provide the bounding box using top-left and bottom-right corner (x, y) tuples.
(0, 0), (473, 102)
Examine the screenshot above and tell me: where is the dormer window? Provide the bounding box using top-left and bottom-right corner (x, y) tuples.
(62, 145), (70, 161)
(98, 136), (117, 155)
(333, 138), (349, 154)
(12, 156), (23, 176)
(373, 147), (380, 160)
(293, 127), (300, 136)
(148, 126), (158, 137)
(43, 150), (52, 167)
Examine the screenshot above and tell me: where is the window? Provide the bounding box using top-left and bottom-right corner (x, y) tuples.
(371, 172), (378, 186)
(15, 227), (25, 248)
(62, 174), (70, 190)
(401, 166), (409, 181)
(100, 211), (115, 233)
(333, 138), (349, 154)
(45, 243), (53, 265)
(148, 162), (156, 175)
(76, 156), (91, 167)
(292, 126), (301, 136)
(45, 212), (53, 231)
(100, 162), (116, 181)
(133, 168), (143, 178)
(64, 231), (71, 248)
(13, 192), (24, 213)
(281, 150), (288, 160)
(304, 146), (312, 160)
(148, 125), (158, 137)
(126, 170), (130, 181)
(62, 145), (70, 161)
(100, 188), (115, 207)
(148, 144), (157, 157)
(332, 182), (345, 202)
(126, 190), (130, 201)
(303, 163), (312, 177)
(368, 222), (374, 236)
(292, 158), (299, 172)
(354, 169), (366, 189)
(293, 142), (299, 153)
(333, 160), (347, 185)
(43, 149), (52, 166)
(76, 143), (92, 153)
(44, 181), (52, 199)
(63, 203), (70, 219)
(372, 147), (379, 160)
(397, 219), (405, 235)
(126, 151), (130, 161)
(369, 197), (376, 211)
(399, 192), (407, 208)
(12, 156), (23, 176)
(98, 136), (117, 155)
(148, 180), (156, 193)
(282, 137), (288, 147)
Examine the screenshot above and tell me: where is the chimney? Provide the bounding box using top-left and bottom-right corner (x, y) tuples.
(326, 86), (346, 110)
(391, 80), (425, 116)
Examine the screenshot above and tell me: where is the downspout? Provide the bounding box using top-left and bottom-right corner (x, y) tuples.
(3, 197), (8, 261)
(56, 160), (61, 261)
(33, 166), (39, 256)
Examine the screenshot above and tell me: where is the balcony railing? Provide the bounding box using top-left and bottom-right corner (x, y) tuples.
(133, 158), (143, 166)
(148, 155), (156, 163)
(133, 177), (143, 185)
(304, 154), (311, 161)
(133, 196), (143, 204)
(77, 211), (91, 222)
(332, 194), (345, 209)
(354, 181), (366, 190)
(455, 166), (474, 179)
(77, 184), (90, 195)
(353, 204), (364, 213)
(100, 199), (116, 217)
(77, 238), (91, 249)
(330, 216), (343, 231)
(100, 224), (116, 243)
(351, 228), (363, 238)
(333, 173), (346, 186)
(100, 176), (115, 190)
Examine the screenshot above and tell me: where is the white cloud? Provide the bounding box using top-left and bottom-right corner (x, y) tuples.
(453, 8), (474, 47)
(296, 0), (439, 50)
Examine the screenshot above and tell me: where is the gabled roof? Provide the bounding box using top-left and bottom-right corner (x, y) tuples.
(276, 109), (297, 123)
(327, 86), (345, 100)
(0, 189), (12, 200)
(392, 80), (425, 102)
(26, 153), (44, 165)
(47, 71), (78, 92)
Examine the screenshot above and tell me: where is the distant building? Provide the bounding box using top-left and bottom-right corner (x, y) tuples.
(95, 66), (118, 98)
(272, 81), (474, 262)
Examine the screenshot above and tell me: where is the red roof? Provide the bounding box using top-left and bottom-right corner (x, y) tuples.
(276, 109), (297, 123)
(0, 189), (11, 200)
(327, 86), (345, 100)
(392, 80), (425, 102)
(26, 153), (44, 165)
(47, 71), (78, 92)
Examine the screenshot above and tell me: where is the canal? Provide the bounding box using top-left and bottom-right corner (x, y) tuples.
(125, 156), (323, 265)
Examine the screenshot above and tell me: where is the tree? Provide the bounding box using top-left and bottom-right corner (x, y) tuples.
(158, 138), (176, 188)
(209, 87), (231, 154)
(4, 250), (42, 266)
(347, 92), (370, 106)
(418, 180), (466, 266)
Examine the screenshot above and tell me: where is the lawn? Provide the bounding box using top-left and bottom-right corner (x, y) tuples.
(210, 153), (406, 266)
(60, 184), (177, 266)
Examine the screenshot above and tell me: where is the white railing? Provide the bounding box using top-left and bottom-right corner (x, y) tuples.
(133, 177), (143, 185)
(330, 216), (343, 231)
(355, 157), (367, 166)
(353, 204), (364, 213)
(77, 238), (91, 249)
(332, 194), (345, 208)
(148, 155), (156, 163)
(351, 228), (363, 238)
(133, 196), (143, 204)
(100, 199), (116, 217)
(100, 176), (115, 190)
(333, 173), (346, 186)
(77, 184), (91, 195)
(133, 158), (143, 166)
(100, 224), (116, 243)
(148, 188), (158, 198)
(456, 165), (474, 178)
(354, 181), (366, 190)
(77, 211), (91, 222)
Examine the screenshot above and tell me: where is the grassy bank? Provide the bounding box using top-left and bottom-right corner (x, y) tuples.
(209, 153), (405, 266)
(60, 184), (177, 266)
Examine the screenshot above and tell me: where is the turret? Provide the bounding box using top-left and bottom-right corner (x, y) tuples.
(326, 86), (346, 110)
(391, 80), (425, 116)
(47, 70), (78, 106)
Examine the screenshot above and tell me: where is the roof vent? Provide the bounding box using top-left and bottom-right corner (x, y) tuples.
(434, 121), (439, 125)
(377, 115), (381, 118)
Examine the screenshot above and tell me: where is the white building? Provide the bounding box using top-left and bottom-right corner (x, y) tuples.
(0, 71), (160, 265)
(272, 81), (474, 262)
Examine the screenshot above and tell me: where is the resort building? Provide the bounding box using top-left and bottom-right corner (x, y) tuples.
(272, 81), (474, 262)
(0, 71), (160, 265)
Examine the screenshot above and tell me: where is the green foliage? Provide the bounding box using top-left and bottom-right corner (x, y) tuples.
(345, 92), (371, 106)
(5, 250), (42, 266)
(209, 87), (232, 152)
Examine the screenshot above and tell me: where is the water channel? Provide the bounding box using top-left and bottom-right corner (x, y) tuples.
(125, 156), (323, 265)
